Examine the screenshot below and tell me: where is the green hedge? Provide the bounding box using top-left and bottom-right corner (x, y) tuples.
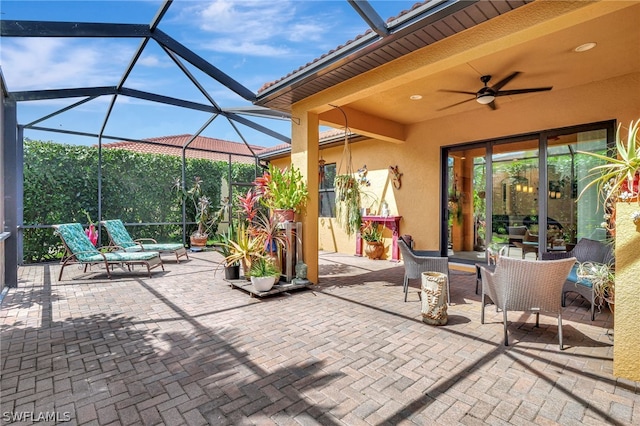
(22, 140), (258, 263)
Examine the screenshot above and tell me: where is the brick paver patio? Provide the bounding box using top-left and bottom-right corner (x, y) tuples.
(1, 250), (638, 425)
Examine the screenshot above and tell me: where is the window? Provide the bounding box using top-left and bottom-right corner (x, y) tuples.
(319, 163), (336, 217)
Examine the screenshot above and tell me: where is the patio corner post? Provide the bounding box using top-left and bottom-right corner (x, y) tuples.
(2, 96), (20, 288)
(290, 108), (319, 284)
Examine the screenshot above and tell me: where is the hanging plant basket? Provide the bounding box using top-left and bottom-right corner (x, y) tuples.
(332, 104), (363, 236)
(335, 174), (362, 236)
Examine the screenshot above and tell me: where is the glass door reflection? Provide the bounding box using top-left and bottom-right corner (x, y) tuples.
(491, 140), (540, 259)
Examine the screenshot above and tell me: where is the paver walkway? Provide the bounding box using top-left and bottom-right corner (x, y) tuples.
(1, 250), (638, 425)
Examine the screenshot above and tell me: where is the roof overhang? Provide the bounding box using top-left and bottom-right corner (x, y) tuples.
(255, 0), (533, 113)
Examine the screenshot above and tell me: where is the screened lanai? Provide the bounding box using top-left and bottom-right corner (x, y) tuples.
(1, 0), (421, 290)
(3, 0), (640, 403)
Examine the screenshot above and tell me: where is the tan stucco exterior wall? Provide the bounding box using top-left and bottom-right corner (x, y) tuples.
(614, 202), (640, 381)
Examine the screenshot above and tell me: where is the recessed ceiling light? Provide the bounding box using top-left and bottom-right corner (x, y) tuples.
(409, 94), (422, 100)
(574, 42), (597, 52)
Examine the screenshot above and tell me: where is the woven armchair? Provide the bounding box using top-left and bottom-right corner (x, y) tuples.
(541, 238), (614, 320)
(479, 256), (576, 350)
(398, 237), (449, 303)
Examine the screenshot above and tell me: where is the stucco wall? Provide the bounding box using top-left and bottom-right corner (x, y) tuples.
(613, 202), (640, 381)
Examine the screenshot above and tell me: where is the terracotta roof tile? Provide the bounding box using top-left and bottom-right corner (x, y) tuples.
(101, 134), (266, 164)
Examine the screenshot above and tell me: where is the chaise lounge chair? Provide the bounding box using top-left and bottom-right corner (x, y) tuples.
(54, 223), (164, 280)
(100, 219), (188, 263)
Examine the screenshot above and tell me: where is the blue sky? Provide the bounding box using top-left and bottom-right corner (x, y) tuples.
(1, 0), (418, 147)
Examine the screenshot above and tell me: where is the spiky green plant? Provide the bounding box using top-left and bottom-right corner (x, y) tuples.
(578, 119), (640, 202)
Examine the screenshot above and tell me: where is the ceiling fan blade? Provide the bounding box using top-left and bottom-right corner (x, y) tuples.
(491, 71), (521, 91)
(439, 89), (477, 95)
(436, 97), (475, 111)
(487, 100), (497, 110)
(495, 87), (553, 96)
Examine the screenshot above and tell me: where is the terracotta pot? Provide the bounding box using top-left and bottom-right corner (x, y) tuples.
(190, 234), (208, 247)
(273, 209), (295, 222)
(364, 241), (384, 260)
(606, 297), (615, 315)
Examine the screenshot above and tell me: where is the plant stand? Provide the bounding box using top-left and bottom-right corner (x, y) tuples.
(225, 278), (311, 298)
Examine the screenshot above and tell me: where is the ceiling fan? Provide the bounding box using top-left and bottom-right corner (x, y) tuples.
(438, 71), (552, 111)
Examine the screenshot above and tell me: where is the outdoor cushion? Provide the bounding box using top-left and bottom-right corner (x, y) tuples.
(55, 223), (103, 262)
(101, 219), (188, 262)
(83, 251), (160, 263)
(54, 223), (164, 280)
(567, 264), (593, 288)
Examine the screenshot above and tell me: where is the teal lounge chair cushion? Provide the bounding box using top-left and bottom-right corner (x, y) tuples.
(102, 219), (185, 253)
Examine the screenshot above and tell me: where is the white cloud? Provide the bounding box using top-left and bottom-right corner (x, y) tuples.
(1, 38), (133, 91)
(138, 54), (173, 68)
(177, 0), (334, 57)
(201, 39), (290, 57)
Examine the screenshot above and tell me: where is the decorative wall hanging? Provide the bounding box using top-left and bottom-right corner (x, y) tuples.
(357, 165), (370, 187)
(389, 165), (402, 189)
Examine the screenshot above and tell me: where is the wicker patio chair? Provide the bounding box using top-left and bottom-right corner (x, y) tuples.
(101, 219), (188, 263)
(475, 244), (507, 294)
(541, 238), (614, 321)
(479, 256), (576, 350)
(398, 237), (449, 303)
(507, 226), (527, 256)
(54, 223), (164, 281)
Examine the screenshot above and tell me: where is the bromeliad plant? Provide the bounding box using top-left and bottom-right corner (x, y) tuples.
(360, 220), (383, 243)
(217, 180), (290, 277)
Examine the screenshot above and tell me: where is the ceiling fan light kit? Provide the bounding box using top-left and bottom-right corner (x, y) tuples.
(476, 91), (495, 104)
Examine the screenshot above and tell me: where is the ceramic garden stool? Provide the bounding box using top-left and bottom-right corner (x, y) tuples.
(421, 272), (448, 325)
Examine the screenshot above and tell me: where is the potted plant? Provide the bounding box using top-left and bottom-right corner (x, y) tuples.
(256, 164), (308, 222)
(576, 261), (615, 313)
(213, 226), (240, 280)
(361, 220), (384, 259)
(216, 222), (263, 279)
(250, 211), (289, 271)
(249, 257), (280, 292)
(174, 177), (225, 247)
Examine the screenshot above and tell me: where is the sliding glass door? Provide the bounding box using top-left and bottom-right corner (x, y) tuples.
(444, 121), (614, 264)
(446, 145), (487, 263)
